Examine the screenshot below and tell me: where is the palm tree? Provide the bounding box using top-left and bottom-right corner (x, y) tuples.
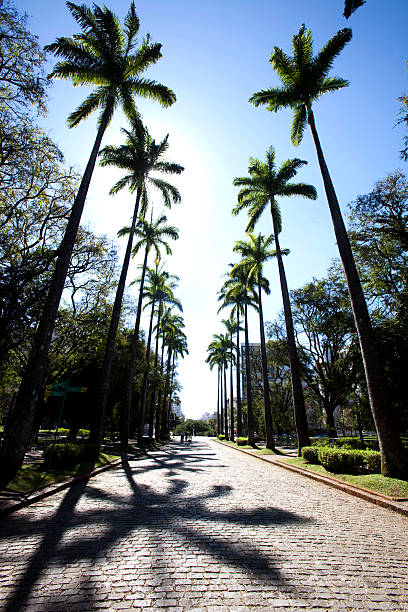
(221, 315), (239, 441)
(222, 265), (258, 446)
(206, 348), (223, 435)
(137, 265), (182, 444)
(161, 322), (187, 437)
(232, 233), (286, 451)
(119, 214), (179, 447)
(94, 125), (183, 442)
(233, 148), (316, 453)
(218, 278), (245, 437)
(207, 334), (232, 440)
(147, 268), (180, 438)
(250, 25), (407, 477)
(0, 2), (177, 487)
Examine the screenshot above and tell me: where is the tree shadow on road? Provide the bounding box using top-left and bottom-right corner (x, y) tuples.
(1, 440), (313, 610)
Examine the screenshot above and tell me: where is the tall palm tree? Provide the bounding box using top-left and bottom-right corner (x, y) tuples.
(148, 268), (180, 438)
(222, 265), (258, 446)
(233, 148), (316, 453)
(161, 323), (187, 437)
(206, 349), (223, 435)
(137, 265), (182, 444)
(207, 334), (232, 440)
(119, 214), (179, 447)
(0, 2), (176, 487)
(232, 233), (286, 451)
(218, 278), (245, 437)
(94, 126), (183, 442)
(221, 315), (239, 441)
(250, 25), (407, 477)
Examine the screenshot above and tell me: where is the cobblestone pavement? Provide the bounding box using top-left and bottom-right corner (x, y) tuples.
(0, 439), (407, 612)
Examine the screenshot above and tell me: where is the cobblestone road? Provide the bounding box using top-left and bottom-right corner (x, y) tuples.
(0, 439), (407, 611)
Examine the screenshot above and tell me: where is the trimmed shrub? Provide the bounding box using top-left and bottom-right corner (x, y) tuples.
(236, 437), (249, 446)
(362, 450), (381, 473)
(301, 446), (320, 464)
(318, 447), (365, 474)
(311, 437), (331, 447)
(217, 434), (226, 440)
(44, 443), (80, 468)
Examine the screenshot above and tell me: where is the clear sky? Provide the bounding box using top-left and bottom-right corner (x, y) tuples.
(15, 0), (408, 419)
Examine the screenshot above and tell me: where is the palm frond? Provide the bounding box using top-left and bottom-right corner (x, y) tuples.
(251, 85), (299, 112)
(344, 0), (365, 18)
(312, 28), (352, 81)
(290, 104), (307, 146)
(67, 88), (104, 127)
(128, 78), (176, 107)
(153, 161), (184, 175)
(125, 41), (163, 76)
(319, 76), (350, 95)
(149, 177), (181, 206)
(123, 1), (140, 50)
(66, 2), (97, 31)
(281, 182), (317, 200)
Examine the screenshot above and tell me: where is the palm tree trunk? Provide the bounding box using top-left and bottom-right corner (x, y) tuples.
(148, 302), (162, 438)
(257, 273), (276, 451)
(119, 241), (149, 448)
(0, 98), (114, 488)
(155, 336), (165, 440)
(229, 338), (235, 442)
(223, 364), (229, 440)
(236, 311), (242, 437)
(138, 299), (156, 444)
(161, 347), (172, 436)
(219, 365), (224, 435)
(92, 187), (142, 445)
(307, 109), (407, 478)
(244, 301), (255, 446)
(270, 202), (310, 454)
(217, 367), (220, 435)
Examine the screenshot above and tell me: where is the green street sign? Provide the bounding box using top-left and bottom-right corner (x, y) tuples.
(51, 381), (69, 390)
(50, 390), (65, 397)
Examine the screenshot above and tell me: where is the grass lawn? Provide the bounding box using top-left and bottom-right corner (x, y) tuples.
(282, 457), (408, 500)
(7, 453), (118, 495)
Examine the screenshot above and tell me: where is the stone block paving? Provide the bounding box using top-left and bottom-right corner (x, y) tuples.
(0, 439), (407, 611)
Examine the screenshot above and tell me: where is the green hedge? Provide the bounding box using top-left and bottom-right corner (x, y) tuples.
(311, 436), (380, 451)
(236, 437), (249, 446)
(217, 434), (226, 440)
(301, 446), (320, 464)
(43, 442), (101, 468)
(316, 447), (381, 474)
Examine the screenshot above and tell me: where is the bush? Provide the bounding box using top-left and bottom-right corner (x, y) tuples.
(318, 447), (365, 474)
(362, 450), (381, 473)
(78, 429), (90, 439)
(236, 437), (248, 446)
(44, 443), (80, 468)
(301, 446), (320, 464)
(217, 434), (226, 440)
(44, 442), (101, 468)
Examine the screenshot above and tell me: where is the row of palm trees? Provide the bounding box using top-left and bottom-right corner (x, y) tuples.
(0, 2), (187, 488)
(208, 24), (407, 478)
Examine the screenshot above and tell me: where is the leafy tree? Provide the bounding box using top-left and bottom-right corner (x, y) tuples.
(291, 274), (358, 437)
(250, 24), (407, 477)
(0, 2), (177, 488)
(233, 148), (316, 453)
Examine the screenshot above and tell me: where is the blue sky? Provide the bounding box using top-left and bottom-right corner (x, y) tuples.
(15, 0), (408, 418)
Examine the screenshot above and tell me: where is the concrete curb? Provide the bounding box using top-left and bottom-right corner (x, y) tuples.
(0, 458), (123, 518)
(215, 440), (408, 518)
